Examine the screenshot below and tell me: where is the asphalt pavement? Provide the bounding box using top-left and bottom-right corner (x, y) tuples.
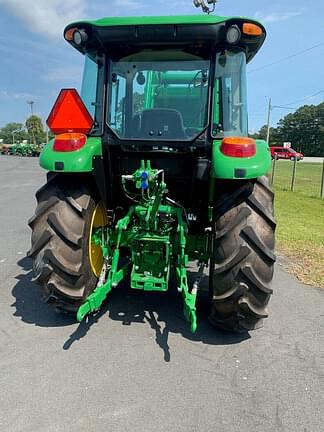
(303, 157), (323, 163)
(274, 157), (323, 163)
(0, 155), (323, 432)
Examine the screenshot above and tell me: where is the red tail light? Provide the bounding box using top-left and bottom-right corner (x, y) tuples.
(53, 133), (86, 152)
(220, 137), (256, 158)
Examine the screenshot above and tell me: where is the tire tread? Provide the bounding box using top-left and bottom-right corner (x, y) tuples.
(28, 175), (98, 312)
(210, 176), (276, 332)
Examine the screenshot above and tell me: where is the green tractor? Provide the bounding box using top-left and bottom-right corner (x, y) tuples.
(11, 143), (27, 156)
(28, 6), (276, 333)
(12, 142), (38, 157)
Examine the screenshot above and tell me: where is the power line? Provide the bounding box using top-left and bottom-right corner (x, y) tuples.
(249, 41), (324, 73)
(272, 105), (298, 110)
(279, 89), (324, 107)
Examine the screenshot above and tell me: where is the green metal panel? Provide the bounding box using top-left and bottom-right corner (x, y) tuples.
(144, 71), (155, 110)
(160, 71), (200, 84)
(39, 137), (102, 172)
(70, 15), (233, 28)
(211, 139), (271, 179)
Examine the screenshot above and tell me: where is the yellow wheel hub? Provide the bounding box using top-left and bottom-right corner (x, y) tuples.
(89, 202), (109, 277)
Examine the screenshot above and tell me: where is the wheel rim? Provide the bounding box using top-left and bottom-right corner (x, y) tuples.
(89, 202), (108, 277)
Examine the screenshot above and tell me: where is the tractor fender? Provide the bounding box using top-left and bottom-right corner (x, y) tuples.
(39, 137), (102, 172)
(211, 139), (271, 179)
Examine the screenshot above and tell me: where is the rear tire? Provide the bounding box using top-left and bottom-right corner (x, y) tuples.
(209, 176), (276, 332)
(27, 174), (101, 312)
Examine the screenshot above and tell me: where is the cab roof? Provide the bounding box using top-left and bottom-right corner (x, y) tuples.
(70, 14), (233, 27)
(64, 14), (266, 62)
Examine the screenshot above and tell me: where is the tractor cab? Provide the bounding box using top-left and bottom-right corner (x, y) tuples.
(65, 16), (265, 148)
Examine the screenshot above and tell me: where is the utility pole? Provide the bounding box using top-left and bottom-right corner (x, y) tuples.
(266, 97), (272, 145)
(27, 101), (36, 145)
(12, 128), (21, 145)
(27, 100), (34, 116)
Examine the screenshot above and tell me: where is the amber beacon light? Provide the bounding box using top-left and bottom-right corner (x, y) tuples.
(242, 23), (263, 36)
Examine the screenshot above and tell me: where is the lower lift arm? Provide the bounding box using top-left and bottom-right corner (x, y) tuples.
(175, 208), (198, 333)
(76, 208), (134, 322)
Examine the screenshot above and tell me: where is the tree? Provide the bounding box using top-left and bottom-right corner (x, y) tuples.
(276, 104), (324, 156)
(251, 124), (281, 145)
(25, 115), (45, 145)
(0, 122), (28, 144)
(253, 102), (324, 156)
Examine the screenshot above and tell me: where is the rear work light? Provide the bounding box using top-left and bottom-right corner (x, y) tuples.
(53, 133), (86, 152)
(220, 137), (256, 158)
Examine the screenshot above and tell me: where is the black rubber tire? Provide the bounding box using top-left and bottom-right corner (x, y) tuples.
(209, 176), (276, 332)
(27, 174), (99, 312)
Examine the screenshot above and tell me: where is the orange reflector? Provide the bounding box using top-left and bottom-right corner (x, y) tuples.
(220, 137), (256, 158)
(53, 133), (86, 152)
(47, 88), (94, 135)
(242, 23), (263, 36)
(65, 27), (77, 41)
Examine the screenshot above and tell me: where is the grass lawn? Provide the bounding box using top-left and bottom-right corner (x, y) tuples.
(273, 161), (324, 287)
(272, 161), (323, 198)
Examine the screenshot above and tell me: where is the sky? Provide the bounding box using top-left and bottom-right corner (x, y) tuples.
(0, 0), (323, 133)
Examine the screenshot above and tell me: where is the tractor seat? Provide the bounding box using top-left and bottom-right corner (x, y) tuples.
(140, 108), (186, 139)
